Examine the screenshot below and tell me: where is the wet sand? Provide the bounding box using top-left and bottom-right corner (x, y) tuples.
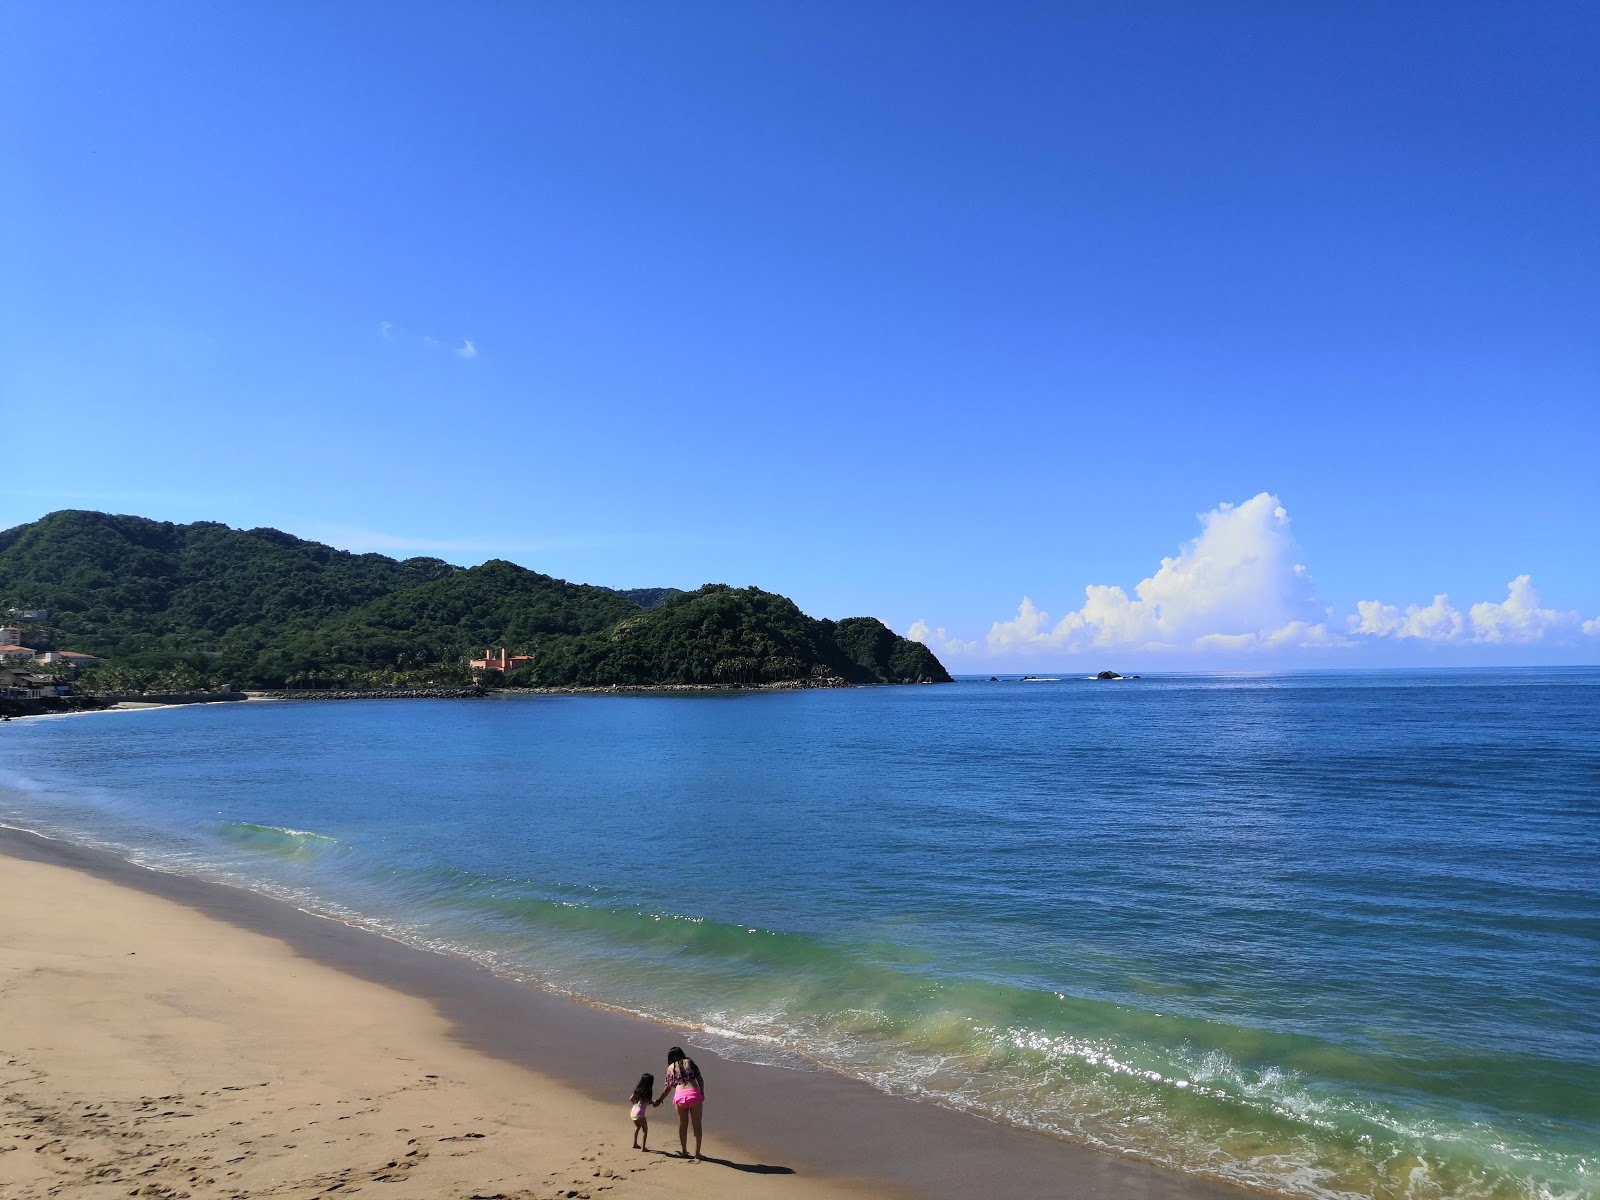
(1, 827), (1244, 1200)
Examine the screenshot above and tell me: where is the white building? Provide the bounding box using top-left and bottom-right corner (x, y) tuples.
(34, 650), (104, 669)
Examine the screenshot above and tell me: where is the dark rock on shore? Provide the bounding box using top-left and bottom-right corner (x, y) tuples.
(0, 694), (113, 719)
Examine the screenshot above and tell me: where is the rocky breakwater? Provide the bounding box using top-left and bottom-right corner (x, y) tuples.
(517, 675), (854, 695)
(1, 694), (114, 719)
(247, 687), (485, 700)
(92, 690), (249, 705)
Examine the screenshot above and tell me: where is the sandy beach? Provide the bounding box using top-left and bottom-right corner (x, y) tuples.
(0, 829), (1243, 1200)
(0, 847), (876, 1200)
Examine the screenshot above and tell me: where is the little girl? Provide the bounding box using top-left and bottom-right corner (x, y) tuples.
(628, 1073), (654, 1150)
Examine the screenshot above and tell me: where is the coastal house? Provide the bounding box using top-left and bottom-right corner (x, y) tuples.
(0, 667), (71, 699)
(0, 626), (23, 645)
(468, 647), (534, 675)
(35, 650), (105, 669)
(0, 643), (38, 663)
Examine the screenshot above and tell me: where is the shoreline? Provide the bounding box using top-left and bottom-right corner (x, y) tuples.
(0, 836), (881, 1200)
(242, 681), (906, 698)
(0, 698), (235, 722)
(0, 824), (1245, 1200)
(1, 683), (930, 722)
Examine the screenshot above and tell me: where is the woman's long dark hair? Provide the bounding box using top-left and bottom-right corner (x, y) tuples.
(631, 1072), (654, 1103)
(666, 1045), (698, 1077)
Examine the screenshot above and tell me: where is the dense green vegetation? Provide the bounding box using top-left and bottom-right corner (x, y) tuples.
(0, 510), (455, 660)
(0, 510), (950, 688)
(615, 587), (683, 610)
(503, 586), (948, 687)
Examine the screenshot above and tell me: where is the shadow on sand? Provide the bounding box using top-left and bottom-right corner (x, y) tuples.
(649, 1150), (794, 1174)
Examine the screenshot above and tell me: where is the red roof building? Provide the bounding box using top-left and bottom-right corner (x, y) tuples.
(468, 647), (534, 675)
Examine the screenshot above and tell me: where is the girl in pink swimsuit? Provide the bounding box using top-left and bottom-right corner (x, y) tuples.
(651, 1046), (706, 1160)
(628, 1072), (654, 1150)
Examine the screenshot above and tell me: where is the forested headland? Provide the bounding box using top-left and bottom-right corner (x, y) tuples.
(0, 511), (951, 690)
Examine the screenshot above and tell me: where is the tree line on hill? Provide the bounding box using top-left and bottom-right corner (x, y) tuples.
(0, 511), (951, 689)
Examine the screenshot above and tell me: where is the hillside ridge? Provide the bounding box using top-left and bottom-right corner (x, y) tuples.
(0, 510), (950, 688)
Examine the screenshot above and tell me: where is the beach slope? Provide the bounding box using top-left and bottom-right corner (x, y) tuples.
(0, 853), (872, 1200)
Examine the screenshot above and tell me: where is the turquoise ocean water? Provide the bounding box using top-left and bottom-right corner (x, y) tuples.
(1, 671), (1595, 1199)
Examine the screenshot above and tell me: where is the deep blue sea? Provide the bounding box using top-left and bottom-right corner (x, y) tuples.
(2, 671), (1596, 1199)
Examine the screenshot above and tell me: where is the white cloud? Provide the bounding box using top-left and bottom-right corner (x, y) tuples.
(909, 493), (1595, 662)
(454, 338), (478, 360)
(1469, 576), (1578, 643)
(983, 493), (1341, 655)
(379, 321), (394, 341)
(1265, 620), (1347, 649)
(1349, 599), (1402, 636)
(906, 619), (980, 658)
(1193, 631), (1258, 651)
(1350, 576), (1582, 644)
(1349, 594), (1465, 640)
(985, 597), (1054, 650)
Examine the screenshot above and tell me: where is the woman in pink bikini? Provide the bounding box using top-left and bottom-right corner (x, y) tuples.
(651, 1046), (706, 1160)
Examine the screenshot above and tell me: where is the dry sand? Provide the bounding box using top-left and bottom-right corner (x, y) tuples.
(0, 854), (874, 1200)
(0, 829), (1244, 1200)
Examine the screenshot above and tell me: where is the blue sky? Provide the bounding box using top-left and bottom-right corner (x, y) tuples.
(5, 3), (1597, 668)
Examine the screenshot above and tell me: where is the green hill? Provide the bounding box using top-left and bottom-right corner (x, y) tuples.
(284, 559), (643, 682)
(505, 584), (949, 687)
(0, 511), (950, 688)
(0, 510), (456, 660)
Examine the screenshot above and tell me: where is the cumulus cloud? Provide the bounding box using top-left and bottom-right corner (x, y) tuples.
(906, 620), (980, 658)
(1349, 594), (1463, 640)
(1349, 576), (1583, 644)
(1470, 576), (1574, 643)
(984, 493), (1340, 655)
(454, 338), (478, 360)
(907, 494), (1595, 662)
